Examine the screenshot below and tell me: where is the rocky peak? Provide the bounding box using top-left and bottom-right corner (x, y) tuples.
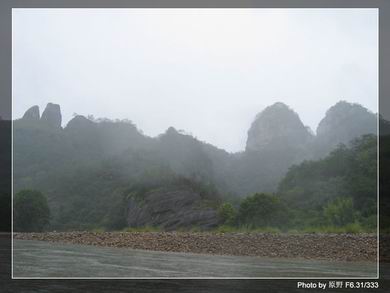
(65, 115), (96, 131)
(41, 103), (62, 128)
(246, 102), (313, 152)
(22, 105), (40, 120)
(316, 101), (377, 147)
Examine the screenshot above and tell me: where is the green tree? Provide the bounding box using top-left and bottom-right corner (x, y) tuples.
(238, 193), (289, 228)
(14, 190), (50, 232)
(217, 202), (237, 226)
(323, 197), (358, 227)
(278, 134), (377, 225)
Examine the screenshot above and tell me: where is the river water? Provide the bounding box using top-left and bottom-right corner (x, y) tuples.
(13, 240), (377, 278)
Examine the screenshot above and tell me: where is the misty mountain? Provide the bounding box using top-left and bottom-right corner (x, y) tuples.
(246, 102), (314, 153)
(314, 101), (377, 157)
(13, 101), (378, 229)
(279, 135), (376, 213)
(233, 102), (315, 196)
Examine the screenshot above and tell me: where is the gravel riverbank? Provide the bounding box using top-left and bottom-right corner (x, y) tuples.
(14, 232), (377, 262)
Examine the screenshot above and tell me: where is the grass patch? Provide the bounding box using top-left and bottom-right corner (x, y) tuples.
(214, 225), (281, 233)
(122, 226), (162, 232)
(117, 223), (376, 234)
(213, 222), (375, 234)
(297, 222), (374, 234)
(90, 227), (106, 233)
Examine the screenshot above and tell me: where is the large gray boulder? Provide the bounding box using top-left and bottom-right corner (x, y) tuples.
(246, 102), (313, 152)
(22, 105), (40, 120)
(41, 103), (62, 128)
(127, 187), (220, 230)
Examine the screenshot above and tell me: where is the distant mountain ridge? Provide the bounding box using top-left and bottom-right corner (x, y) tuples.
(314, 101), (377, 157)
(19, 100), (377, 154)
(246, 102), (314, 153)
(246, 100), (377, 158)
(13, 100), (378, 230)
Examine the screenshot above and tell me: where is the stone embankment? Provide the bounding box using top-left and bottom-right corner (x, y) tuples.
(14, 232), (377, 262)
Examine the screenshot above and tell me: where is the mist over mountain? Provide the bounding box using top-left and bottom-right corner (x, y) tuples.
(13, 100), (378, 230)
(315, 101), (377, 157)
(41, 102), (62, 128)
(22, 105), (40, 121)
(246, 102), (313, 153)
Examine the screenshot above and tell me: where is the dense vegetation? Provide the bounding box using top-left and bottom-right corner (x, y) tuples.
(14, 190), (50, 232)
(278, 134), (377, 230)
(11, 102), (380, 232)
(217, 135), (377, 232)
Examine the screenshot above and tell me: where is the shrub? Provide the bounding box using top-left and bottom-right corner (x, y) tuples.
(217, 202), (237, 226)
(323, 197), (358, 227)
(14, 190), (50, 232)
(237, 193), (289, 228)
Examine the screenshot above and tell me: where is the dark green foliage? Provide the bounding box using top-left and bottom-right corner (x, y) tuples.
(12, 105), (379, 232)
(278, 134), (377, 229)
(125, 173), (222, 214)
(345, 135), (377, 216)
(45, 149), (221, 231)
(127, 174), (220, 203)
(323, 197), (358, 227)
(237, 193), (289, 228)
(49, 150), (173, 230)
(14, 190), (50, 232)
(103, 193), (128, 230)
(13, 117), (225, 230)
(217, 203), (237, 226)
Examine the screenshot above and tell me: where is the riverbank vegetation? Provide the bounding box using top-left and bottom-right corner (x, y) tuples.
(13, 102), (379, 232)
(13, 133), (377, 234)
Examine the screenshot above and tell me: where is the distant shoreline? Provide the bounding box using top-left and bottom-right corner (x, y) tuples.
(14, 232), (377, 262)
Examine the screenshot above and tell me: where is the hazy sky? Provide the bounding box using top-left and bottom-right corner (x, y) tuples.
(13, 8), (378, 152)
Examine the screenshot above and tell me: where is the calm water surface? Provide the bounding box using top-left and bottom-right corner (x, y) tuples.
(13, 239), (377, 278)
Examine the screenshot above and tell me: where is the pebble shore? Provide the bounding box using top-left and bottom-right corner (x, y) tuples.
(14, 232), (377, 262)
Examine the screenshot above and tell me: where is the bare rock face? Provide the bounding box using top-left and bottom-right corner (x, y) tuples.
(127, 187), (220, 230)
(22, 105), (40, 120)
(41, 103), (62, 128)
(246, 102), (313, 152)
(316, 101), (377, 151)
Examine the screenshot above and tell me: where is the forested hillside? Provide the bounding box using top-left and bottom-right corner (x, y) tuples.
(278, 134), (377, 229)
(13, 101), (378, 231)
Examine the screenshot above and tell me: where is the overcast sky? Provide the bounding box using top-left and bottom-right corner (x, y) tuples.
(12, 8), (378, 152)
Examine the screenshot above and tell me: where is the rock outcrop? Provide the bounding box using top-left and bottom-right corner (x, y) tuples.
(127, 186), (220, 230)
(41, 103), (62, 128)
(22, 105), (40, 120)
(13, 100), (379, 230)
(246, 102), (313, 152)
(315, 101), (377, 155)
